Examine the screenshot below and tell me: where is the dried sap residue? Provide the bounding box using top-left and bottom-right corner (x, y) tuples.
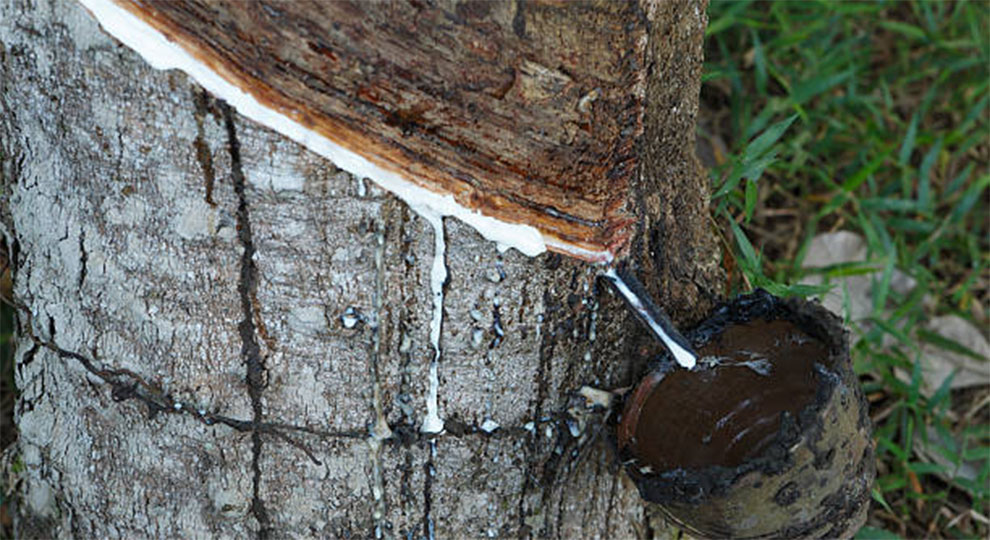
(631, 319), (827, 471)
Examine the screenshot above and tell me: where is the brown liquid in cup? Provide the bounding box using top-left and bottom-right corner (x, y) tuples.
(625, 319), (827, 471)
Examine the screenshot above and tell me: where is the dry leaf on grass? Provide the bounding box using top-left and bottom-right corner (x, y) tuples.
(800, 231), (916, 322)
(915, 315), (990, 396)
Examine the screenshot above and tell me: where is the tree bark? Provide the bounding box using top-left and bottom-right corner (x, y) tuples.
(1, 0), (719, 537)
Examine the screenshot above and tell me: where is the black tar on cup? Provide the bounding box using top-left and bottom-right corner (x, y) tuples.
(617, 290), (875, 539)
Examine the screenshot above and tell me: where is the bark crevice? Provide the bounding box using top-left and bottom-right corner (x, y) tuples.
(192, 89), (218, 207)
(8, 300), (289, 435)
(221, 103), (270, 538)
(77, 229), (86, 288)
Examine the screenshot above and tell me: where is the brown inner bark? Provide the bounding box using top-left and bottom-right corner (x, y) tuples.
(115, 0), (647, 258)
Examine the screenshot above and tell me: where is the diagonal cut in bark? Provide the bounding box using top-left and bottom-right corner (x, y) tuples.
(80, 0), (651, 262)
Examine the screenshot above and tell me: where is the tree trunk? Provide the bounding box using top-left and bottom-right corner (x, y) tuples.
(1, 0), (719, 537)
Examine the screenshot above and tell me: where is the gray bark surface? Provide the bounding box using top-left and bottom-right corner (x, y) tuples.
(0, 0), (718, 537)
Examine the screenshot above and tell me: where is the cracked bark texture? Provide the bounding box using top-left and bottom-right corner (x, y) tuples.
(1, 0), (720, 538)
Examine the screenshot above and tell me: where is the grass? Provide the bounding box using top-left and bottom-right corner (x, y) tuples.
(701, 1), (989, 538)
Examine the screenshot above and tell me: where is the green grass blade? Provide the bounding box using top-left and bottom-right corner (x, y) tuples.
(878, 20), (928, 41)
(842, 148), (893, 192)
(898, 111), (919, 166)
(916, 328), (987, 361)
(729, 218), (760, 271)
(791, 69), (854, 105)
(745, 114), (798, 158)
(917, 137), (942, 216)
(744, 178), (757, 222)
